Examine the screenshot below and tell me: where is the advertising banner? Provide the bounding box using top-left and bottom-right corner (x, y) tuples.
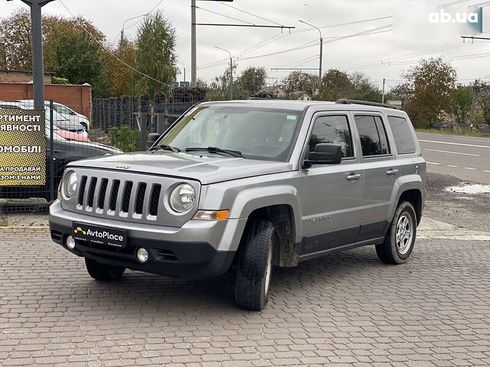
(0, 108), (46, 186)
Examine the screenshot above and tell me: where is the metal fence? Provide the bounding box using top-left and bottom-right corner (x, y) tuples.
(0, 89), (205, 215)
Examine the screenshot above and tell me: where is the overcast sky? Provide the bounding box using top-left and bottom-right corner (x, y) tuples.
(1, 0), (490, 90)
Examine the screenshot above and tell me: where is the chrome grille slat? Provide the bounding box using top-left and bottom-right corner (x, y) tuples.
(134, 183), (147, 216)
(108, 180), (120, 212)
(114, 180), (126, 214)
(86, 177), (97, 209)
(97, 178), (109, 211)
(77, 176), (87, 206)
(149, 184), (161, 217)
(92, 178), (104, 212)
(141, 183), (152, 218)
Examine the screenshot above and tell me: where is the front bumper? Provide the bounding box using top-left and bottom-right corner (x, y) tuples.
(49, 200), (244, 278)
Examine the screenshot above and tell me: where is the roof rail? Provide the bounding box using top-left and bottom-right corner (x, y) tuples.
(336, 99), (400, 110)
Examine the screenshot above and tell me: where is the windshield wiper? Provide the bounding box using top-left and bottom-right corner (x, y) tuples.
(150, 145), (181, 153)
(185, 146), (243, 158)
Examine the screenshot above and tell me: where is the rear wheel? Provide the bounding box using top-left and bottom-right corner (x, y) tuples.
(376, 201), (417, 265)
(235, 219), (276, 311)
(85, 258), (125, 281)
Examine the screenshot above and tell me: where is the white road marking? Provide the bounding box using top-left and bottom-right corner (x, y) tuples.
(447, 164), (458, 168)
(425, 148), (480, 157)
(419, 139), (490, 149)
(465, 167), (477, 171)
(452, 136), (490, 144)
(485, 170), (490, 174)
(427, 161), (441, 165)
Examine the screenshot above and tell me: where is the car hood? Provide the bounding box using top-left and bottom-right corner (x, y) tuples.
(68, 151), (293, 184)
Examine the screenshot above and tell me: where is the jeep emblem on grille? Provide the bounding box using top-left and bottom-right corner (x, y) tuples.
(116, 164), (130, 170)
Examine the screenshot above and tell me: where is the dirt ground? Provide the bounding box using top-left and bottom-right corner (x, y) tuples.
(425, 173), (490, 232)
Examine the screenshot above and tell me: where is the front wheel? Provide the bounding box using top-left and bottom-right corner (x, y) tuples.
(235, 219), (276, 311)
(85, 258), (125, 281)
(376, 202), (417, 265)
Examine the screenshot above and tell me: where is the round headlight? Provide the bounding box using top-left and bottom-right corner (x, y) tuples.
(63, 171), (78, 199)
(169, 184), (196, 213)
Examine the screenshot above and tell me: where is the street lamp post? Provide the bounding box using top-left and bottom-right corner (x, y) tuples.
(8, 0), (54, 110)
(120, 13), (149, 45)
(215, 46), (233, 100)
(299, 19), (323, 81)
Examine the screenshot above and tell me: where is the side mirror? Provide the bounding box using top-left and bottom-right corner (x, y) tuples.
(304, 143), (342, 168)
(147, 133), (161, 148)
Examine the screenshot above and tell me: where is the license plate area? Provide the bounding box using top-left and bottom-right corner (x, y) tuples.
(72, 222), (127, 248)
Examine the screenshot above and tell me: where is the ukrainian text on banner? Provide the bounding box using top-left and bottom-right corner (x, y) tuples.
(0, 108), (46, 186)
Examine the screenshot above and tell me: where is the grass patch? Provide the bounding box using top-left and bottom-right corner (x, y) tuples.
(416, 128), (490, 138)
(0, 217), (8, 227)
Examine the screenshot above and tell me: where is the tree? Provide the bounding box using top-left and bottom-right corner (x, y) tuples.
(102, 42), (138, 97)
(284, 71), (319, 96)
(0, 10), (32, 71)
(53, 31), (107, 96)
(473, 81), (490, 124)
(0, 10), (109, 96)
(237, 67), (267, 97)
(206, 65), (236, 101)
(350, 72), (382, 102)
(404, 58), (457, 128)
(453, 85), (473, 125)
(386, 82), (412, 108)
(136, 11), (177, 100)
(320, 69), (354, 100)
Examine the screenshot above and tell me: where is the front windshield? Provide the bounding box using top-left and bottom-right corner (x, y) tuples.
(159, 106), (303, 162)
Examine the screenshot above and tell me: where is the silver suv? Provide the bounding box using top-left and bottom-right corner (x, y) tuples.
(49, 99), (426, 311)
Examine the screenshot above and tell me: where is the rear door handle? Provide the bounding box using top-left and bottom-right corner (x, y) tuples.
(347, 173), (361, 181)
(387, 168), (399, 176)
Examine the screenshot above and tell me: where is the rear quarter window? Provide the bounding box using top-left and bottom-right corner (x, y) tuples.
(388, 116), (417, 154)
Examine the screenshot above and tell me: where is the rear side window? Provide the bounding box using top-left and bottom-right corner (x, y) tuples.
(354, 115), (391, 157)
(309, 115), (354, 158)
(388, 116), (417, 154)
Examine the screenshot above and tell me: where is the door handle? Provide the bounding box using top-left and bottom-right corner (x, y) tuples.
(347, 173), (361, 181)
(387, 168), (399, 176)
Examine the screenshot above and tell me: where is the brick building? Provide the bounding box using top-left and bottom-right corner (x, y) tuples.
(0, 70), (92, 119)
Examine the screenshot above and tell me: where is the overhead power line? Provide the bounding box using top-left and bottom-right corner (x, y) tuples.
(196, 6), (254, 25)
(58, 0), (169, 86)
(217, 2), (283, 26)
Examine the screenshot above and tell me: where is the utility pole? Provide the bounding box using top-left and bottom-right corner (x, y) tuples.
(469, 79), (478, 128)
(382, 78), (386, 104)
(216, 46), (233, 99)
(190, 0), (293, 88)
(299, 20), (323, 94)
(191, 0), (197, 87)
(9, 0), (54, 110)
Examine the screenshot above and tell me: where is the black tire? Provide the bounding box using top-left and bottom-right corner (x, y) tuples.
(235, 219), (276, 311)
(376, 201), (417, 265)
(85, 258), (125, 281)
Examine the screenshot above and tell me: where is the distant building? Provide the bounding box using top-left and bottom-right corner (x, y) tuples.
(0, 69), (53, 84)
(289, 91), (312, 101)
(386, 100), (402, 109)
(257, 85), (287, 99)
(0, 69), (91, 118)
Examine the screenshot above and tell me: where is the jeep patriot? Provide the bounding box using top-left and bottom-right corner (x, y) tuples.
(49, 99), (426, 310)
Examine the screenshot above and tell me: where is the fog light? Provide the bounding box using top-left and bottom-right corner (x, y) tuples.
(66, 236), (76, 250)
(137, 248), (149, 263)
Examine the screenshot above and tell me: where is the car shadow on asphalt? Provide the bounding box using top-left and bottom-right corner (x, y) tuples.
(67, 246), (389, 314)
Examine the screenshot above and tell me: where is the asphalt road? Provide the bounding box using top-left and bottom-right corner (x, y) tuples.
(417, 132), (490, 184)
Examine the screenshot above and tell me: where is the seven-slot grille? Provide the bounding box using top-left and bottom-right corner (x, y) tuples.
(77, 175), (163, 220)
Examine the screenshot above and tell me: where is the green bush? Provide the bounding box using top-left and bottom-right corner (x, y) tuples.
(108, 125), (140, 152)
